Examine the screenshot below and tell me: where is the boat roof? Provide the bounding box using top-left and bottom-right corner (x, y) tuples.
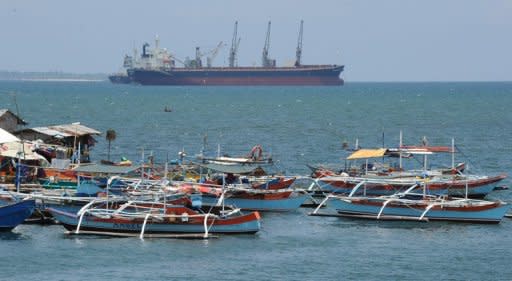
(347, 148), (388, 160)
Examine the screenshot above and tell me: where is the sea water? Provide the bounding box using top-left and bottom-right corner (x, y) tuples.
(1, 81), (511, 280)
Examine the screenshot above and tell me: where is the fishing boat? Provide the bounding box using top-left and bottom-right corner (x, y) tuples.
(0, 197), (36, 231)
(197, 184), (310, 212)
(308, 140), (506, 198)
(47, 197), (261, 239)
(310, 173), (506, 198)
(250, 176), (296, 190)
(311, 182), (510, 223)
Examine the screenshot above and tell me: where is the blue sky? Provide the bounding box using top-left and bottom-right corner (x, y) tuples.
(1, 0), (511, 81)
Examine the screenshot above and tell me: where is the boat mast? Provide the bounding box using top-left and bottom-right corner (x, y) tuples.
(228, 21), (240, 67)
(295, 20), (303, 67)
(399, 130), (403, 171)
(451, 138), (455, 170)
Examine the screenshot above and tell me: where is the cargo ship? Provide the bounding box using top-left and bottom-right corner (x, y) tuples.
(108, 55), (134, 84)
(113, 21), (344, 86)
(108, 73), (132, 84)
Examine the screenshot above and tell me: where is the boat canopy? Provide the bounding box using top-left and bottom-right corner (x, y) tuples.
(346, 148), (388, 160)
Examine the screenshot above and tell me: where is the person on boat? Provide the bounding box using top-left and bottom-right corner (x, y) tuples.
(248, 145), (263, 161)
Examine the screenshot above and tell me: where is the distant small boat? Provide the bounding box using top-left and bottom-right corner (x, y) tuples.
(164, 106), (172, 112)
(0, 198), (36, 231)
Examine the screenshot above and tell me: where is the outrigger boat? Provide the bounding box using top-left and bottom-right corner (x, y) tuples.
(311, 181), (510, 223)
(200, 186), (310, 212)
(308, 140), (506, 198)
(310, 173), (506, 198)
(47, 197), (261, 239)
(171, 179), (310, 212)
(0, 193), (36, 231)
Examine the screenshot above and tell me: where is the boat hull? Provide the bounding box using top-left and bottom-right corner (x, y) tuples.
(329, 197), (510, 223)
(47, 207), (261, 235)
(0, 199), (36, 231)
(202, 193), (309, 212)
(108, 74), (132, 84)
(252, 178), (296, 190)
(316, 174), (506, 198)
(129, 65), (344, 86)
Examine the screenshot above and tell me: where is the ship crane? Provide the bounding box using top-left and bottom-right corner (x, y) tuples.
(228, 21), (240, 67)
(262, 21), (276, 67)
(295, 20), (303, 67)
(206, 41), (224, 67)
(169, 53), (185, 66)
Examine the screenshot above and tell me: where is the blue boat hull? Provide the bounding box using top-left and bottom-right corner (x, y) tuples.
(201, 193), (309, 212)
(0, 200), (36, 231)
(329, 198), (510, 223)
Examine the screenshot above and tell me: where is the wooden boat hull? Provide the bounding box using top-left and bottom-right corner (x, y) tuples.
(0, 199), (36, 231)
(316, 174), (506, 198)
(201, 193), (309, 212)
(329, 197), (510, 223)
(47, 207), (261, 235)
(252, 178), (296, 190)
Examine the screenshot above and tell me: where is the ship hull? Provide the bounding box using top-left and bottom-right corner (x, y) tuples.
(129, 65), (344, 86)
(108, 74), (132, 84)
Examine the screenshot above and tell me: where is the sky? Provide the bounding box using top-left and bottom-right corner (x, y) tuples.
(1, 0), (511, 81)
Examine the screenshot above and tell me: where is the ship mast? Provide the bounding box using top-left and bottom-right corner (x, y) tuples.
(262, 21), (275, 67)
(295, 20), (303, 67)
(228, 21), (240, 67)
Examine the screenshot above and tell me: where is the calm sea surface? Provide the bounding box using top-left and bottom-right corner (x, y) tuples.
(1, 81), (512, 280)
